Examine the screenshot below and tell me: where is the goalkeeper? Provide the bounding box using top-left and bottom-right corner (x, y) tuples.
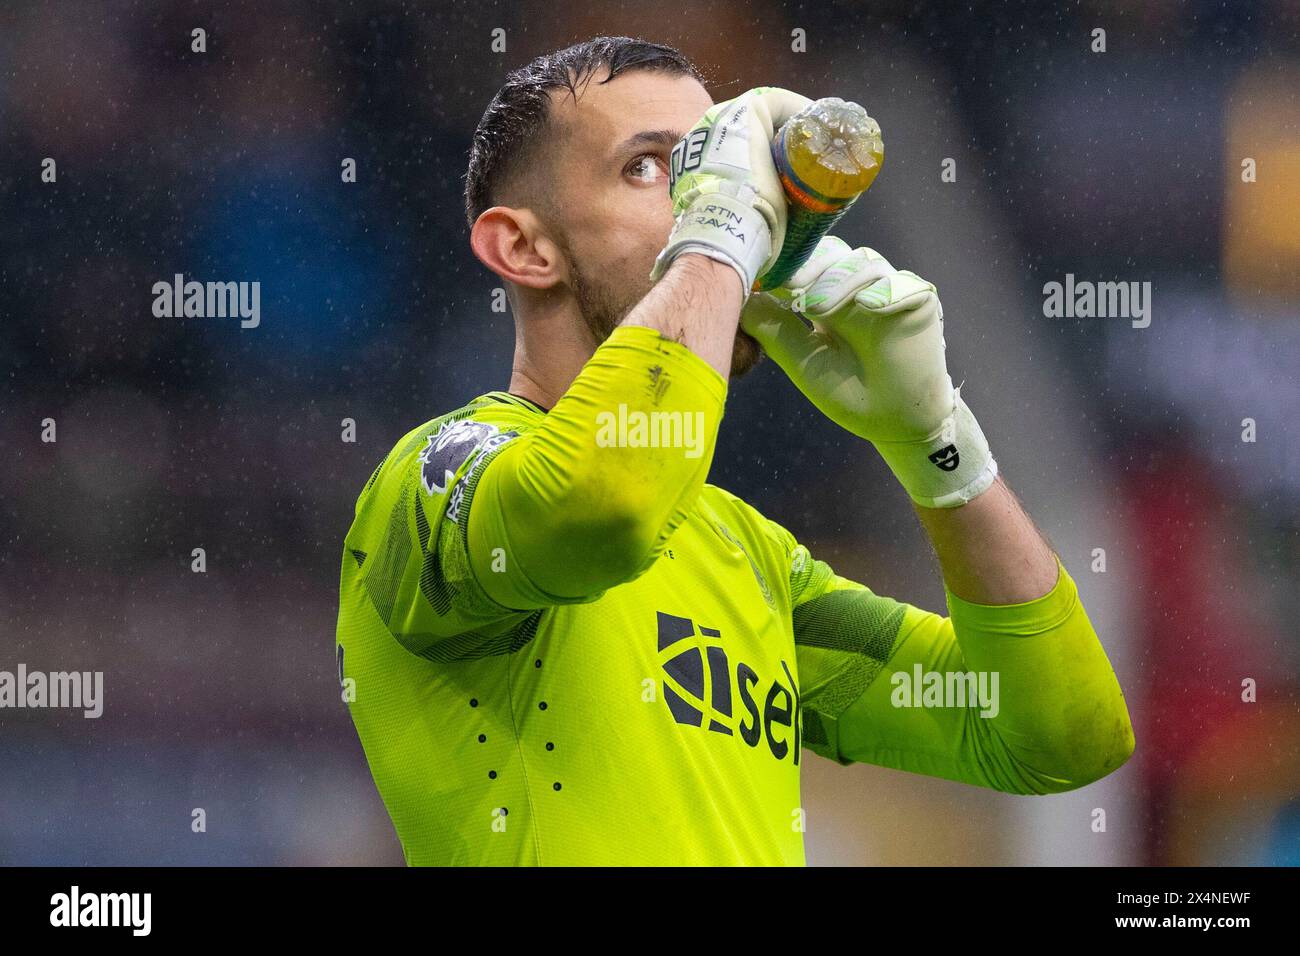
(334, 36), (1135, 866)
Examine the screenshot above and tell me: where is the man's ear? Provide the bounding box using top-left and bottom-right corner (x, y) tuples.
(469, 206), (565, 292)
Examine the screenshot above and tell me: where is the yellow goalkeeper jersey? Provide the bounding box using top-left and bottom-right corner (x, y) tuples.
(334, 327), (1133, 866)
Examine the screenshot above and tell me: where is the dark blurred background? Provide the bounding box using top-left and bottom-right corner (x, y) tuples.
(1, 0), (1296, 865)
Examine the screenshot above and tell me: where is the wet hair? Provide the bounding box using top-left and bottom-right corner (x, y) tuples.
(463, 35), (704, 227)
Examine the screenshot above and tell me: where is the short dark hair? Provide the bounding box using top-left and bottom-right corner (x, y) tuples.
(463, 36), (705, 228)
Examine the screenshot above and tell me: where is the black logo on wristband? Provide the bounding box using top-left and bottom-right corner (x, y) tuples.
(929, 444), (960, 472)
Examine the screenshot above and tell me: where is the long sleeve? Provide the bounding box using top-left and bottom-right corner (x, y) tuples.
(467, 324), (727, 609)
(342, 324), (728, 663)
(802, 556), (1136, 793)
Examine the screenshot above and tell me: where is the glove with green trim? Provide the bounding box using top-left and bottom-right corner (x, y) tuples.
(650, 87), (815, 298)
(741, 235), (998, 508)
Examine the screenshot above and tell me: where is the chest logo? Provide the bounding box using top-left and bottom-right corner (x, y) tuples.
(656, 611), (800, 764)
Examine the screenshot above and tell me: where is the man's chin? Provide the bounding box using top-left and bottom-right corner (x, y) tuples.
(729, 329), (765, 379)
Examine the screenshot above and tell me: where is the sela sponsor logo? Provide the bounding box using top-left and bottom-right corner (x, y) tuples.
(656, 612), (801, 764)
(50, 886), (151, 936)
(0, 664), (102, 718)
(595, 403), (707, 459)
(1042, 273), (1152, 328)
(890, 663), (1000, 718)
(152, 274), (260, 328)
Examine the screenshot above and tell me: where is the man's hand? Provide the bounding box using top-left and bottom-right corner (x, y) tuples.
(741, 235), (997, 508)
(650, 87), (814, 298)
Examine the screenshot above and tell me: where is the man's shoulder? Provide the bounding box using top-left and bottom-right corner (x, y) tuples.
(372, 391), (542, 483)
(402, 391), (544, 456)
(698, 484), (789, 546)
(699, 483), (766, 518)
(339, 392), (543, 656)
(345, 393), (543, 529)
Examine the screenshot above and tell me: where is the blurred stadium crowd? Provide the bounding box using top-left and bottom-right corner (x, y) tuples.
(1, 0), (1296, 865)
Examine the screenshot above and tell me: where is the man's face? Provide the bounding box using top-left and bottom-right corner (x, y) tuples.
(540, 68), (763, 378)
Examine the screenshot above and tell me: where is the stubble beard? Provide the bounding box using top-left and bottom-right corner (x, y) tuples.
(566, 247), (764, 380)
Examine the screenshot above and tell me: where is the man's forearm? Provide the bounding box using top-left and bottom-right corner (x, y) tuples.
(466, 258), (740, 608)
(913, 476), (1059, 605)
(622, 252), (744, 380)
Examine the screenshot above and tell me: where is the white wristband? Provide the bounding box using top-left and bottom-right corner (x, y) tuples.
(871, 386), (998, 509)
(650, 188), (771, 297)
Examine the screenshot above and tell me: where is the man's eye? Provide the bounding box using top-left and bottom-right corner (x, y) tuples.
(627, 154), (667, 185)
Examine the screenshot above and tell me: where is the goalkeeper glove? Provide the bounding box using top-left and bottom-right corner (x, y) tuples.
(650, 87), (815, 299)
(740, 235), (998, 508)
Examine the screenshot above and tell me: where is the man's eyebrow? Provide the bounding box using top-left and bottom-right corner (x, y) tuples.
(611, 129), (684, 158)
